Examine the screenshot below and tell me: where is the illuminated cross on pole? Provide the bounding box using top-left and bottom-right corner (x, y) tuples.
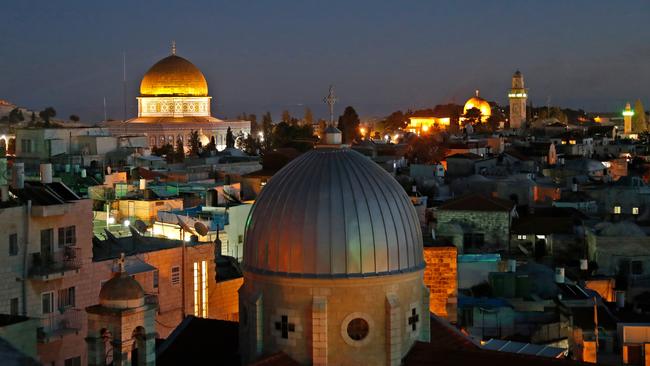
(323, 85), (338, 127)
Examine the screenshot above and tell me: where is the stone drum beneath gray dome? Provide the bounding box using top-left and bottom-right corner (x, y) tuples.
(244, 147), (424, 278)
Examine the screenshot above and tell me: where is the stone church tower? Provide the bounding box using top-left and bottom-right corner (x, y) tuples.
(86, 259), (157, 366)
(239, 129), (430, 366)
(509, 70), (528, 129)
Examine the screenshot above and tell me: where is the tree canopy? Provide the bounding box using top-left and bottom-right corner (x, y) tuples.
(337, 106), (360, 143)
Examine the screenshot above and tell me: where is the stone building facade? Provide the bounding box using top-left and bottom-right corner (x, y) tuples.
(423, 246), (457, 322)
(435, 194), (515, 254)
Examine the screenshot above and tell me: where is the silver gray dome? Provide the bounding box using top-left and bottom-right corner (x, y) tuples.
(243, 147), (424, 278)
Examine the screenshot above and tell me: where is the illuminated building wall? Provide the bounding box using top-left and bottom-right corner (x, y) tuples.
(423, 246), (457, 322)
(407, 117), (451, 134)
(137, 96), (211, 118)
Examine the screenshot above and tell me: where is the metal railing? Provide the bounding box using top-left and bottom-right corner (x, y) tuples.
(38, 308), (82, 341)
(30, 247), (82, 277)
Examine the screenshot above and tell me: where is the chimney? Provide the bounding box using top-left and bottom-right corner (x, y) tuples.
(40, 163), (53, 184)
(555, 267), (565, 284)
(12, 163), (24, 190)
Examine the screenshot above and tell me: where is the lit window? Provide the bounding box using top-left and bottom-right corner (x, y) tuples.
(614, 206), (621, 214)
(633, 207), (639, 215)
(193, 262), (199, 316)
(193, 261), (208, 317)
(569, 140), (577, 145)
(201, 260), (208, 318)
(517, 235), (527, 240)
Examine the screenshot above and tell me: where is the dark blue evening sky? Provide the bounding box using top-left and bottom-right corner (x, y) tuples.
(0, 0), (648, 122)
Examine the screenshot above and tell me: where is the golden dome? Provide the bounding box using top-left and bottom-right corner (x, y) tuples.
(463, 90), (491, 119)
(140, 54), (208, 97)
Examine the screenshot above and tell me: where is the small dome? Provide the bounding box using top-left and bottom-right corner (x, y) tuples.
(99, 272), (145, 309)
(140, 54), (208, 97)
(243, 147), (424, 278)
(463, 90), (492, 119)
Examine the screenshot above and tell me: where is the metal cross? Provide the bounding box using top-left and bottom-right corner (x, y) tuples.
(408, 308), (419, 331)
(274, 315), (295, 339)
(323, 85), (338, 126)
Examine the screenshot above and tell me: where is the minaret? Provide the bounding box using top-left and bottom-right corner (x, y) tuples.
(509, 70), (528, 129)
(623, 102), (634, 134)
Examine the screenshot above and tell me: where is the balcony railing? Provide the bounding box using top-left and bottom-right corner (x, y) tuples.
(37, 308), (82, 343)
(30, 247), (82, 280)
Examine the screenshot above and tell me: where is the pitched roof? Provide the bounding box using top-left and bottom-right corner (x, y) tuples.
(403, 315), (588, 365)
(438, 194), (514, 212)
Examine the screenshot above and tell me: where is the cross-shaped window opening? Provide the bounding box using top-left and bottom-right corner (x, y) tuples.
(274, 315), (295, 339)
(408, 308), (419, 332)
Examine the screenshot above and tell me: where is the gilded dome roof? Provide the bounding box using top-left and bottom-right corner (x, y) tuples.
(140, 54), (208, 97)
(99, 272), (145, 309)
(243, 147), (424, 278)
(463, 90), (491, 118)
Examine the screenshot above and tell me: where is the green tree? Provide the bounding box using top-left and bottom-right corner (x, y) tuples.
(633, 99), (647, 132)
(39, 107), (56, 126)
(188, 130), (201, 156)
(248, 113), (258, 135)
(30, 112), (36, 123)
(226, 127), (235, 148)
(175, 137), (185, 163)
(382, 111), (407, 132)
(281, 110), (291, 123)
(405, 135), (447, 164)
(303, 107), (314, 126)
(69, 114), (80, 122)
(8, 108), (24, 123)
(463, 107), (482, 125)
(317, 119), (327, 138)
(337, 106), (361, 143)
(205, 136), (216, 152)
(261, 111), (274, 152)
(152, 143), (175, 163)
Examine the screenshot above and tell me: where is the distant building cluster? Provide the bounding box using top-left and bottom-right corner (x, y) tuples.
(1, 45), (650, 366)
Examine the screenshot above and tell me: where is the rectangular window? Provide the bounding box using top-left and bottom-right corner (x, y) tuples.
(10, 298), (18, 315)
(633, 207), (639, 215)
(171, 266), (180, 286)
(8, 233), (17, 256)
(201, 260), (208, 318)
(64, 356), (81, 366)
(153, 270), (159, 290)
(57, 287), (75, 309)
(517, 235), (527, 240)
(40, 229), (53, 257)
(192, 261), (208, 318)
(58, 226), (76, 247)
(20, 139), (32, 153)
(614, 206), (621, 214)
(238, 234), (244, 244)
(41, 292), (54, 315)
(632, 261), (643, 275)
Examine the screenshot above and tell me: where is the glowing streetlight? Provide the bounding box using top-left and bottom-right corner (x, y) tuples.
(123, 219), (131, 227)
(359, 127), (367, 136)
(258, 131), (265, 142)
(107, 217), (115, 225)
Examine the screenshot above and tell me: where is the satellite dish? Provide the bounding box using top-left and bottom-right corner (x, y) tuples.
(194, 222), (209, 236)
(134, 220), (148, 234)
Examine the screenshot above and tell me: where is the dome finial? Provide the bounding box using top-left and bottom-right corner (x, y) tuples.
(475, 89), (480, 97)
(171, 40), (176, 55)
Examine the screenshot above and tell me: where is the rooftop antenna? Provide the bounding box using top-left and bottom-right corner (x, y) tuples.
(323, 85), (338, 127)
(103, 97), (107, 123)
(122, 52), (128, 135)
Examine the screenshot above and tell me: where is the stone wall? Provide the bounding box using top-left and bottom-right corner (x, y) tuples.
(423, 246), (457, 322)
(211, 277), (243, 321)
(436, 209), (510, 253)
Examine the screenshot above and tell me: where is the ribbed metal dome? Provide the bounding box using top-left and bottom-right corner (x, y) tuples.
(243, 147), (424, 278)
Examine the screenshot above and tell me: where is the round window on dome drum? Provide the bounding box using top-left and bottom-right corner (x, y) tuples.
(346, 318), (369, 341)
